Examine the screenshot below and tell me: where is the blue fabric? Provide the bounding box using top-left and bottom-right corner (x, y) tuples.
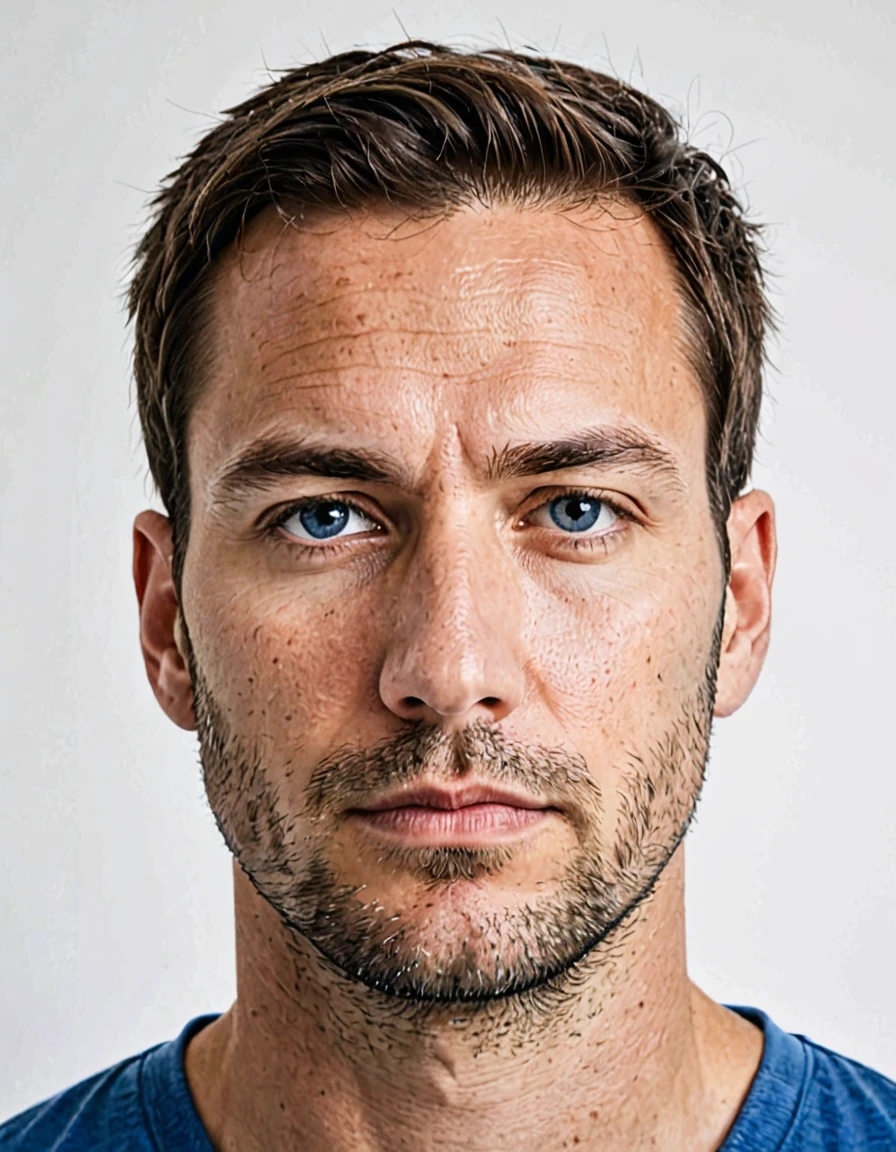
(0, 1016), (215, 1152)
(2, 1006), (895, 1149)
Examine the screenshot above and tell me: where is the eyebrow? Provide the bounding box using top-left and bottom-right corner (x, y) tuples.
(209, 436), (412, 505)
(486, 426), (685, 487)
(209, 423), (684, 506)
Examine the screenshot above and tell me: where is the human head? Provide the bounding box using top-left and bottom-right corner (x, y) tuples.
(132, 43), (776, 1009)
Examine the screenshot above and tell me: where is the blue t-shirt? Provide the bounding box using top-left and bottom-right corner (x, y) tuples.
(2, 1006), (895, 1150)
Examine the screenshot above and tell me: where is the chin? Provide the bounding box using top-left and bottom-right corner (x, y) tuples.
(262, 844), (634, 1006)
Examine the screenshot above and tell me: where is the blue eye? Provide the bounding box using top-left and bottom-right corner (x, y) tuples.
(549, 495), (602, 532)
(278, 500), (377, 542)
(530, 493), (620, 535)
(299, 501), (349, 539)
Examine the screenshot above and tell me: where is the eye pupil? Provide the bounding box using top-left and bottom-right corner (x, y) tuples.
(299, 501), (350, 539)
(549, 496), (601, 532)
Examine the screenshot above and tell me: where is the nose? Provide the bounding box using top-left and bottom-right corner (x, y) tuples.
(378, 519), (526, 728)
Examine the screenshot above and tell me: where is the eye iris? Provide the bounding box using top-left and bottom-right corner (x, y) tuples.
(549, 495), (601, 532)
(298, 501), (350, 539)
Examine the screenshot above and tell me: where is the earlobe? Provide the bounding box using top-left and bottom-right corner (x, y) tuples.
(133, 510), (196, 731)
(713, 490), (777, 718)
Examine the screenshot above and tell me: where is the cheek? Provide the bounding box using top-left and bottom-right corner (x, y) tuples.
(520, 555), (719, 739)
(186, 581), (385, 756)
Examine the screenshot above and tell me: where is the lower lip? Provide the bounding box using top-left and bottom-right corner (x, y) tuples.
(349, 803), (550, 845)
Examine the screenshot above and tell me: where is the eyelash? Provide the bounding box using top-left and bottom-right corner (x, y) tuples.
(264, 496), (384, 560)
(263, 488), (633, 561)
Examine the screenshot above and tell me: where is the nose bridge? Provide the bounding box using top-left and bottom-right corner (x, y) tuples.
(417, 515), (495, 660)
(379, 501), (525, 723)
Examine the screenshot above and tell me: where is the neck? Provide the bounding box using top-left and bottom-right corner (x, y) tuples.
(186, 849), (761, 1151)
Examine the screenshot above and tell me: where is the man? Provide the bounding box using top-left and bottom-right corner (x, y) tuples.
(2, 39), (894, 1152)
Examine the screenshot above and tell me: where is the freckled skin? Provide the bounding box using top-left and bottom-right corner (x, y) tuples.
(135, 202), (776, 1150)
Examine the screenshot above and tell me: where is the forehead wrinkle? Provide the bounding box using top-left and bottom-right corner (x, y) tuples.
(263, 244), (615, 328)
(255, 325), (505, 376)
(266, 279), (448, 314)
(228, 233), (678, 397)
(451, 253), (600, 295)
(250, 296), (640, 386)
(254, 362), (466, 392)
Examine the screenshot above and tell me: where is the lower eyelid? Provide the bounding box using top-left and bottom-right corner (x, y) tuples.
(276, 524), (380, 546)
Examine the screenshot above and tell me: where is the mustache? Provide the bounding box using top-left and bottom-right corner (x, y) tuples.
(304, 721), (602, 821)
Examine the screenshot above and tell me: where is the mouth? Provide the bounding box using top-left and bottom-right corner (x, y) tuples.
(346, 784), (558, 847)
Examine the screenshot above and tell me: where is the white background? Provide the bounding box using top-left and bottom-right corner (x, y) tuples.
(1, 0), (894, 1121)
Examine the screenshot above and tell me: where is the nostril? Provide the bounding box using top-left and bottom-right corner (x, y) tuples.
(481, 697), (500, 707)
(403, 696), (424, 708)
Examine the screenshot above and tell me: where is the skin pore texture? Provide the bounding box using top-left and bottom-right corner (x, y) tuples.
(134, 201), (776, 1151)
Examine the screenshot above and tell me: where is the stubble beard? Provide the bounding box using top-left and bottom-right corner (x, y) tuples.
(186, 620), (721, 1009)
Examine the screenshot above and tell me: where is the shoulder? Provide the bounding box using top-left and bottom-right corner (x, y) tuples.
(724, 1006), (896, 1151)
(0, 1050), (155, 1151)
(0, 1017), (218, 1152)
(795, 1031), (896, 1148)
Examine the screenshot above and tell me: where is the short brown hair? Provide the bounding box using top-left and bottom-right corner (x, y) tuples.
(129, 39), (771, 584)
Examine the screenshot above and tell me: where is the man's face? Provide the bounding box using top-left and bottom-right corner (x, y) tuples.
(178, 202), (725, 1002)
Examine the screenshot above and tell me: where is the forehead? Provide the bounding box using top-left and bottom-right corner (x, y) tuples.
(190, 202), (705, 477)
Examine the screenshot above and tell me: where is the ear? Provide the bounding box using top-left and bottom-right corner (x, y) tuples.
(713, 489), (777, 718)
(133, 510), (196, 730)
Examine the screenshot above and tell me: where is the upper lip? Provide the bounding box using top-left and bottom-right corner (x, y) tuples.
(353, 785), (552, 812)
